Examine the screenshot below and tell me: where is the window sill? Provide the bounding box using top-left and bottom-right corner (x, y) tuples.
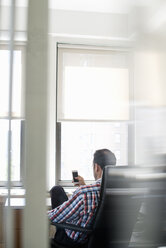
(0, 188), (25, 196)
(0, 196), (51, 208)
(58, 180), (94, 187)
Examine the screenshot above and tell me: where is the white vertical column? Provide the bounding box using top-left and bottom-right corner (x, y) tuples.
(6, 0), (15, 247)
(0, 0), (1, 30)
(47, 36), (56, 189)
(24, 0), (48, 247)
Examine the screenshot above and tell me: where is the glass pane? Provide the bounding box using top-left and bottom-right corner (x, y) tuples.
(0, 120), (21, 181)
(61, 122), (128, 180)
(11, 120), (21, 181)
(0, 51), (9, 116)
(12, 50), (22, 117)
(0, 50), (22, 117)
(0, 120), (8, 181)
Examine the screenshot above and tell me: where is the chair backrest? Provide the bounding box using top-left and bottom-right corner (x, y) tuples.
(132, 167), (166, 247)
(88, 165), (142, 248)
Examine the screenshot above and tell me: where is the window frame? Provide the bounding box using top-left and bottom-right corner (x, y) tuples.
(0, 44), (26, 187)
(55, 43), (135, 187)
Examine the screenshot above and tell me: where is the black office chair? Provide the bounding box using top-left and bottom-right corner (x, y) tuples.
(50, 166), (142, 248)
(129, 166), (166, 248)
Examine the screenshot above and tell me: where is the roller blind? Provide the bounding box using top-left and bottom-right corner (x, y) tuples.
(57, 47), (129, 121)
(0, 49), (22, 118)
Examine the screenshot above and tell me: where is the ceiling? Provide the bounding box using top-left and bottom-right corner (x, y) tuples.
(1, 0), (157, 14)
(50, 0), (158, 14)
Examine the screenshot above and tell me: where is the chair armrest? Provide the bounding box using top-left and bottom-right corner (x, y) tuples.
(50, 221), (93, 234)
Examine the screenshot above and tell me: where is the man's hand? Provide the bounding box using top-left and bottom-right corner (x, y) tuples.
(73, 175), (86, 186)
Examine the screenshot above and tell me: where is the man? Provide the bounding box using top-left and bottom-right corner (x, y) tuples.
(48, 148), (116, 246)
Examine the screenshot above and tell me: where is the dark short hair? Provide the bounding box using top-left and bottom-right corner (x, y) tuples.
(93, 149), (116, 170)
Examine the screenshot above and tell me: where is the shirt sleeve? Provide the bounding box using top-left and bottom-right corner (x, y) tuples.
(48, 189), (83, 223)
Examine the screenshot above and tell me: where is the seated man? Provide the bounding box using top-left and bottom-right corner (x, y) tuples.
(48, 148), (116, 246)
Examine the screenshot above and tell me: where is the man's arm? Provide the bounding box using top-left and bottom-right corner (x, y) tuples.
(48, 189), (83, 223)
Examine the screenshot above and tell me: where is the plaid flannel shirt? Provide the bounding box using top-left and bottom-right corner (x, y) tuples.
(48, 178), (101, 242)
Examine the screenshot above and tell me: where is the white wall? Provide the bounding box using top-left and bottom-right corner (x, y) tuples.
(0, 6), (129, 39)
(49, 9), (128, 38)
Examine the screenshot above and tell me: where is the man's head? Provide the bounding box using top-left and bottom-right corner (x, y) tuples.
(93, 149), (116, 180)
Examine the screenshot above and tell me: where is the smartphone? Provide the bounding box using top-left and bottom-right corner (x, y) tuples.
(72, 170), (78, 182)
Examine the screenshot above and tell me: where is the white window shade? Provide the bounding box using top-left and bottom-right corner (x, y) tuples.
(0, 49), (22, 118)
(57, 47), (129, 121)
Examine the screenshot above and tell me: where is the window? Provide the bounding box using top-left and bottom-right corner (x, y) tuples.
(57, 45), (130, 183)
(0, 47), (24, 185)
